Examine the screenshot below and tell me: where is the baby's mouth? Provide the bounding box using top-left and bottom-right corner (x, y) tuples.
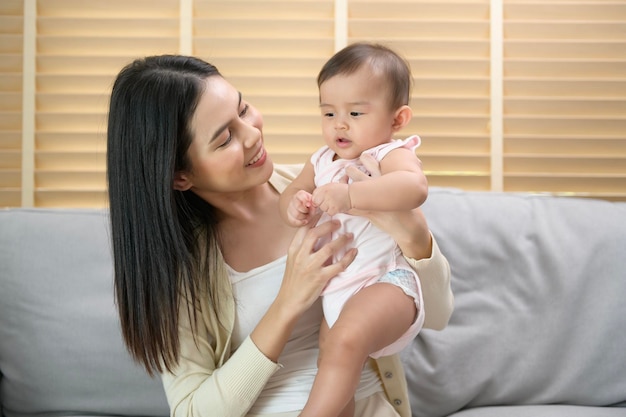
(336, 137), (352, 147)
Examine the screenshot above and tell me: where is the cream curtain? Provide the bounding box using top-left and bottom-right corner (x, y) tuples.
(1, 0), (624, 207)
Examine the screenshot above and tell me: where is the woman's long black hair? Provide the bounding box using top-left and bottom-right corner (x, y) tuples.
(107, 55), (222, 375)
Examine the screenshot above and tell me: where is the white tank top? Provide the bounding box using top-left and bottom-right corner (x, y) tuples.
(228, 255), (382, 414)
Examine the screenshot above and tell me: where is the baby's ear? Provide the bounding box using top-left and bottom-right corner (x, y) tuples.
(392, 105), (413, 132)
(173, 172), (193, 191)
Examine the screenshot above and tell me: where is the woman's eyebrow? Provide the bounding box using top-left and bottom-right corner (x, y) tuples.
(210, 91), (242, 143)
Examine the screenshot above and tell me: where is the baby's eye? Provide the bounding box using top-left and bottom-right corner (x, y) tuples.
(323, 112), (335, 118)
(350, 111), (363, 117)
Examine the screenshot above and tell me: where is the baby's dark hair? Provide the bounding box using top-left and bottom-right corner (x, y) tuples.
(317, 42), (412, 110)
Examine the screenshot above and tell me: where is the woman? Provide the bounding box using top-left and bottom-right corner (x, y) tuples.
(107, 55), (453, 417)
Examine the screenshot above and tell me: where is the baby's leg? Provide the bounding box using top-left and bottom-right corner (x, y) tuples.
(300, 283), (416, 417)
(338, 397), (355, 417)
(317, 319), (355, 417)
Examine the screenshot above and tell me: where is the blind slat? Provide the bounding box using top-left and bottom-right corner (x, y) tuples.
(3, 0), (625, 207)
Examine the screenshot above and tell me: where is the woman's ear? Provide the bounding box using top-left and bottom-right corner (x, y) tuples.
(173, 172), (192, 191)
(391, 105), (413, 132)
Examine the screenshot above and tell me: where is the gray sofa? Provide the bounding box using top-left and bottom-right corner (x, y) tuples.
(1, 188), (625, 417)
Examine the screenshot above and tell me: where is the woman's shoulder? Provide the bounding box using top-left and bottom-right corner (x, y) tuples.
(270, 163), (304, 193)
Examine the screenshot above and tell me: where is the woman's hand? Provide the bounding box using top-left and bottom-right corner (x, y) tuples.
(252, 213), (356, 362)
(281, 212), (357, 312)
(344, 153), (432, 260)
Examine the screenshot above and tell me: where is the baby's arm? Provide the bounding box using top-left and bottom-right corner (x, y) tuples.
(348, 147), (428, 212)
(279, 160), (318, 226)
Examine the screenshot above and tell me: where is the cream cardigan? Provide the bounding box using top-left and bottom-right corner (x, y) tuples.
(161, 164), (454, 417)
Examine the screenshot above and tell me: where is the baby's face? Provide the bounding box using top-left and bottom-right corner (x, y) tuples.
(319, 66), (397, 160)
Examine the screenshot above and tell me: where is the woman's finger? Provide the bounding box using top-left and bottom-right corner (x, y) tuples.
(289, 213), (342, 268)
(345, 153), (381, 183)
(290, 216), (355, 275)
(323, 245), (357, 277)
(313, 228), (353, 263)
(289, 210), (323, 248)
(358, 153), (382, 177)
(345, 165), (369, 182)
(282, 216), (356, 308)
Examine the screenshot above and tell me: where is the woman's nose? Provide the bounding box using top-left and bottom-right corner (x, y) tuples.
(242, 121), (261, 148)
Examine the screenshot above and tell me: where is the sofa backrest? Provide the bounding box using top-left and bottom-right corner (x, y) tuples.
(0, 209), (169, 417)
(402, 189), (626, 417)
(2, 189), (626, 417)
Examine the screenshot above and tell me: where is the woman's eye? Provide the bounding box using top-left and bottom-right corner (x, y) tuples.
(239, 104), (249, 118)
(219, 133), (232, 148)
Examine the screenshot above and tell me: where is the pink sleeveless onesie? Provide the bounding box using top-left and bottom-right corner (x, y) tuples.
(311, 135), (425, 358)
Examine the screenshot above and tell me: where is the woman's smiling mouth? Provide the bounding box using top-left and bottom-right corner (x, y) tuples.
(246, 147), (266, 167)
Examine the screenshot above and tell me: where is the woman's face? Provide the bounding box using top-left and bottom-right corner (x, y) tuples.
(175, 76), (273, 199)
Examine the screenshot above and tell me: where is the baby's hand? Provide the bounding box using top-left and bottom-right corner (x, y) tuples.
(286, 190), (316, 226)
(312, 183), (351, 216)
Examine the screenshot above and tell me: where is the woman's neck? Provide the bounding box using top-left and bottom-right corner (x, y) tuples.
(221, 182), (276, 223)
(214, 182), (296, 272)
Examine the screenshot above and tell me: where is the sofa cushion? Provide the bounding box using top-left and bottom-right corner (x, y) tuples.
(449, 404), (626, 417)
(0, 209), (169, 417)
(402, 189), (626, 417)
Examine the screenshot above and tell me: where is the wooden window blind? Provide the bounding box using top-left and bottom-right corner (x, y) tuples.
(4, 0), (626, 207)
(0, 0), (23, 207)
(193, 0), (335, 163)
(502, 0), (626, 201)
(33, 0), (180, 207)
(348, 0), (493, 191)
